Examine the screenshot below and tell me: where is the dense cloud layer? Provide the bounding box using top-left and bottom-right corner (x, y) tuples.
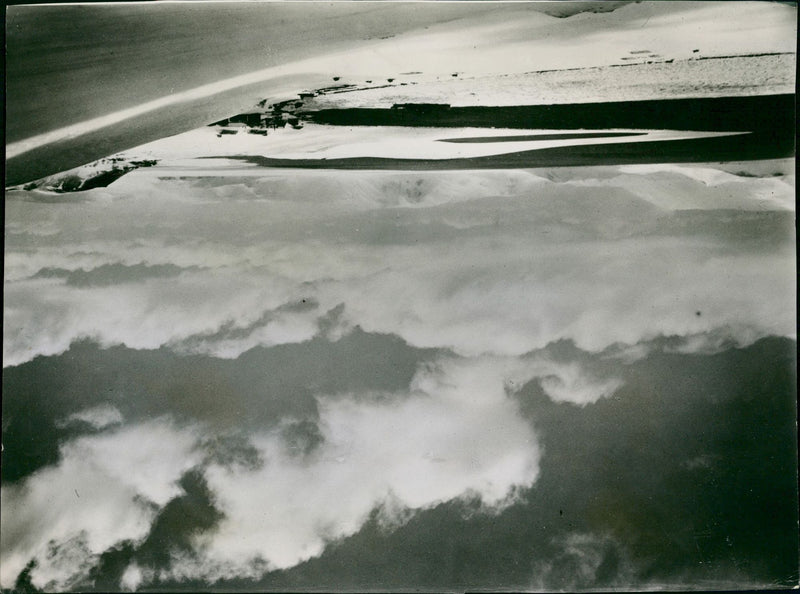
(3, 333), (633, 589)
(2, 159), (796, 590)
(4, 162), (795, 365)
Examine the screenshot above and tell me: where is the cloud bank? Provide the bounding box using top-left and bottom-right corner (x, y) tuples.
(5, 162), (795, 366)
(2, 335), (796, 590)
(3, 352), (560, 589)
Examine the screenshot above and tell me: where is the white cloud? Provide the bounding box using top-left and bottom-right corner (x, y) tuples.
(1, 343), (627, 589)
(539, 362), (623, 406)
(320, 234), (794, 357)
(4, 164), (795, 367)
(172, 304), (322, 359)
(57, 403), (123, 430)
(0, 419), (202, 591)
(2, 142), (795, 591)
(165, 355), (541, 583)
(3, 267), (311, 365)
(599, 325), (772, 364)
(664, 326), (768, 356)
(120, 563), (148, 592)
(3, 3), (796, 590)
(568, 165), (797, 211)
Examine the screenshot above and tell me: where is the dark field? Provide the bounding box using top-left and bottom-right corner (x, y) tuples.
(305, 94), (795, 132)
(439, 132), (647, 143)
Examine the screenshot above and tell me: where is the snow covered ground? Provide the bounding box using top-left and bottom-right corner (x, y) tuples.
(6, 1), (795, 169)
(127, 125), (746, 162)
(305, 54), (795, 109)
(7, 123), (757, 194)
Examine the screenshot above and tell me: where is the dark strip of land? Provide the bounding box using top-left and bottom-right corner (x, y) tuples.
(216, 93), (795, 169)
(438, 132), (646, 143)
(219, 130), (794, 170)
(305, 94), (795, 132)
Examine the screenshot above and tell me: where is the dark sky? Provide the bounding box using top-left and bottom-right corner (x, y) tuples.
(4, 335), (797, 590)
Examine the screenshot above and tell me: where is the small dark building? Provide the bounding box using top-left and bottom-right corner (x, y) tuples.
(391, 103), (451, 114)
(226, 112), (265, 127)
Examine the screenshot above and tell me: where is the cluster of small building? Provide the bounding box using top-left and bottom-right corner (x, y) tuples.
(211, 100), (304, 136)
(209, 76), (419, 137)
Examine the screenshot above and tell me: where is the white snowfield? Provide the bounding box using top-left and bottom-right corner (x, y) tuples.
(307, 54), (796, 110)
(134, 125), (747, 163)
(14, 124), (748, 193)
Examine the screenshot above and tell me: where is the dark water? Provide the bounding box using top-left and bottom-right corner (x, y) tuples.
(5, 74), (329, 186)
(229, 131), (793, 170)
(5, 2), (506, 143)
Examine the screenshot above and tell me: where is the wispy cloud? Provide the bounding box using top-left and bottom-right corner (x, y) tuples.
(1, 353), (544, 589)
(0, 419), (202, 590)
(56, 404), (124, 430)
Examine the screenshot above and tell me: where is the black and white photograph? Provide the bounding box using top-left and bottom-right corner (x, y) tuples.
(2, 1), (798, 591)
